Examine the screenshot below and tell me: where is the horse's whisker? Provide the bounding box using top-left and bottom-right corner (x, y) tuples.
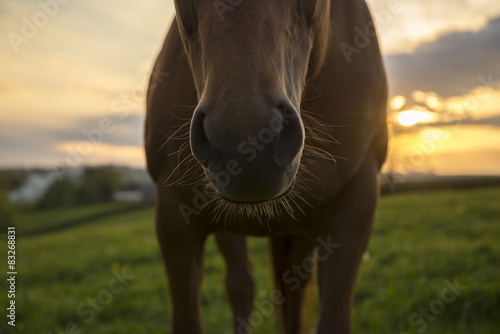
(160, 104), (337, 223)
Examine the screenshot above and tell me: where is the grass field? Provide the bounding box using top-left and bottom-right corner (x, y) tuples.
(1, 186), (499, 333)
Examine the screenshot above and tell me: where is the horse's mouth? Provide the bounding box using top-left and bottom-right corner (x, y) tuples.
(219, 179), (295, 205)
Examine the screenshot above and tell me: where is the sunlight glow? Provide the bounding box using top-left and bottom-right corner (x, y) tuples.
(412, 90), (427, 103)
(425, 94), (442, 110)
(398, 110), (437, 126)
(390, 95), (406, 110)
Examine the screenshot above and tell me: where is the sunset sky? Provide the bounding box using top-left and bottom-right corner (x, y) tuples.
(1, 0), (499, 175)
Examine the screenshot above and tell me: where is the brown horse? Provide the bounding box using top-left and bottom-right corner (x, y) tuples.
(145, 0), (387, 333)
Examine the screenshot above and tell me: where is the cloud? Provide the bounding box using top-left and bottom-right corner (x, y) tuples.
(0, 0), (174, 119)
(51, 114), (145, 147)
(385, 16), (500, 98)
(0, 0), (174, 168)
(368, 0), (500, 55)
(0, 122), (60, 168)
(427, 115), (500, 128)
(0, 113), (145, 168)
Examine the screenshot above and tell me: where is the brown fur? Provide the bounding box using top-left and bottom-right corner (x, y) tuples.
(145, 0), (387, 333)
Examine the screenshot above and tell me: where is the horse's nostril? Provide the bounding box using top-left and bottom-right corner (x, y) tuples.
(188, 98), (303, 202)
(275, 102), (304, 168)
(190, 109), (212, 167)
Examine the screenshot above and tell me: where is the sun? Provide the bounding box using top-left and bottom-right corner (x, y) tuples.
(398, 110), (420, 126)
(397, 109), (437, 126)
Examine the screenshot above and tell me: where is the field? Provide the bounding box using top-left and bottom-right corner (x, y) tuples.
(1, 186), (499, 333)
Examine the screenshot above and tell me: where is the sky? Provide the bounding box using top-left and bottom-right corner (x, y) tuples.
(1, 0), (499, 175)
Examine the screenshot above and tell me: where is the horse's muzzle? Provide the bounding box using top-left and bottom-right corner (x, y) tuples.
(190, 96), (304, 203)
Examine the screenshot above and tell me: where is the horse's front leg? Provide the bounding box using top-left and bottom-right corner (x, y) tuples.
(316, 159), (380, 334)
(156, 189), (210, 334)
(214, 232), (255, 333)
(271, 234), (316, 334)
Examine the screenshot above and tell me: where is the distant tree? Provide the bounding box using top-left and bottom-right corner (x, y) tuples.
(0, 170), (25, 192)
(37, 178), (78, 209)
(0, 190), (17, 230)
(77, 166), (124, 204)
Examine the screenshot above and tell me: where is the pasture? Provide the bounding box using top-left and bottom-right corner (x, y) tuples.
(1, 186), (499, 333)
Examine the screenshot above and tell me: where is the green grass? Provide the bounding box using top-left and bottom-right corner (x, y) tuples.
(16, 201), (152, 235)
(0, 187), (499, 333)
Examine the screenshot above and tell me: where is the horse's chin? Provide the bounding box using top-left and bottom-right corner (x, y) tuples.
(219, 179), (295, 205)
(206, 153), (302, 205)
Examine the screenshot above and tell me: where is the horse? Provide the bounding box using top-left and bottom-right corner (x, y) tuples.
(145, 0), (388, 333)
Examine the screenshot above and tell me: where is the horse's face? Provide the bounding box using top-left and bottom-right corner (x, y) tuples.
(174, 0), (329, 203)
